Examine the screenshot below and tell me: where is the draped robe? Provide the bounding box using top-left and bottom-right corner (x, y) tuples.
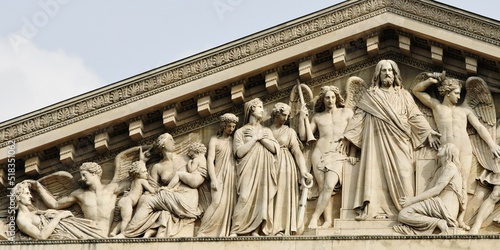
(271, 126), (302, 236)
(344, 88), (434, 219)
(230, 125), (279, 235)
(197, 136), (236, 237)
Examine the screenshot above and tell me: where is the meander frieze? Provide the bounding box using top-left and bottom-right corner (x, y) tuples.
(1, 0), (499, 148)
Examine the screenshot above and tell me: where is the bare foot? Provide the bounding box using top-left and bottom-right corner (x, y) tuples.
(436, 220), (449, 235)
(251, 231), (260, 237)
(109, 225), (120, 237)
(469, 226), (480, 235)
(493, 216), (500, 223)
(321, 221), (333, 228)
(374, 214), (388, 220)
(458, 220), (470, 231)
(355, 209), (368, 221)
(308, 220), (319, 230)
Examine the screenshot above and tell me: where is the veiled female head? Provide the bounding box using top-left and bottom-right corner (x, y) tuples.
(155, 133), (176, 153)
(243, 98), (264, 124)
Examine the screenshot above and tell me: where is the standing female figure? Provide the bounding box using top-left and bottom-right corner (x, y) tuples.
(197, 113), (239, 237)
(230, 98), (279, 236)
(270, 102), (313, 236)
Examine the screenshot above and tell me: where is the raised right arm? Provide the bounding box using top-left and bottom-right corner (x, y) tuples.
(412, 77), (441, 109)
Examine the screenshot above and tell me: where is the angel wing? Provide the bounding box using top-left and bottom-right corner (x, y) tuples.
(462, 76), (498, 173)
(174, 132), (201, 156)
(344, 76), (367, 110)
(35, 171), (84, 218)
(111, 146), (141, 184)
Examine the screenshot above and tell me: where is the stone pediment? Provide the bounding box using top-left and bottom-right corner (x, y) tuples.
(2, 0), (500, 247)
(1, 0), (499, 169)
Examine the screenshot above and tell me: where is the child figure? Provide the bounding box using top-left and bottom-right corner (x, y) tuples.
(166, 142), (208, 189)
(112, 160), (157, 237)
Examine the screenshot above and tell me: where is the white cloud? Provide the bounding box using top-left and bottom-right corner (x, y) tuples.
(0, 37), (104, 123)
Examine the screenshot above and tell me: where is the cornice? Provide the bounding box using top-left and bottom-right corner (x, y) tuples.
(0, 0), (498, 146)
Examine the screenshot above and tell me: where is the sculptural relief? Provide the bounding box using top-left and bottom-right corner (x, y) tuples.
(124, 133), (206, 238)
(13, 180), (104, 240)
(343, 60), (440, 221)
(269, 102), (312, 235)
(395, 143), (465, 235)
(411, 73), (500, 230)
(111, 148), (158, 238)
(30, 160), (131, 237)
(5, 59), (500, 241)
(229, 98), (279, 237)
(297, 83), (359, 229)
(197, 113), (239, 237)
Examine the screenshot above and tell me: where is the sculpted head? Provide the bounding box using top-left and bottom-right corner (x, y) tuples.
(314, 86), (344, 112)
(156, 133), (176, 152)
(371, 60), (402, 89)
(80, 162), (103, 185)
(13, 180), (32, 208)
(243, 98), (264, 124)
(129, 161), (148, 180)
(438, 78), (461, 105)
(187, 142), (207, 159)
(271, 102), (291, 124)
(437, 143), (461, 167)
(217, 113), (238, 137)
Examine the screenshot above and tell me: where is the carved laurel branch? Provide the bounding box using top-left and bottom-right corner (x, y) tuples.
(0, 0), (497, 146)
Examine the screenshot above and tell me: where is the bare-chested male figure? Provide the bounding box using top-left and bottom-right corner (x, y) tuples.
(412, 75), (500, 229)
(299, 85), (356, 229)
(32, 162), (128, 236)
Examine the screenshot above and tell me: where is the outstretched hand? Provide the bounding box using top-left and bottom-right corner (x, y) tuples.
(491, 145), (500, 158)
(428, 130), (441, 150)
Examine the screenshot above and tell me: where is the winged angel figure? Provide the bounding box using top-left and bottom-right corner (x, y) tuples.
(411, 72), (500, 231)
(289, 77), (365, 229)
(3, 144), (158, 240)
(0, 132), (206, 240)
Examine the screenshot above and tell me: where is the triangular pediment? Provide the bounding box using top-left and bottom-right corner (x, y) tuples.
(1, 0), (499, 185)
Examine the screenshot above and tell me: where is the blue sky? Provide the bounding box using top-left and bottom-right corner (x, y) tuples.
(0, 0), (498, 122)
